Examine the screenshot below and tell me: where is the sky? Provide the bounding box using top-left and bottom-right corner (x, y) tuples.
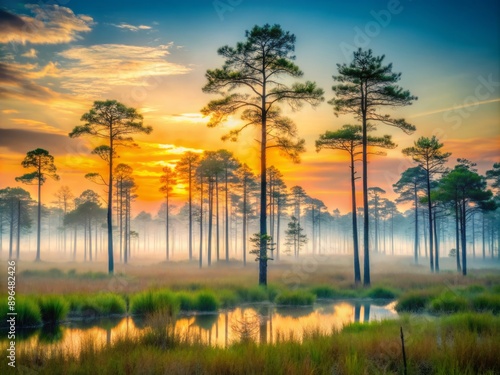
(0, 0), (499, 215)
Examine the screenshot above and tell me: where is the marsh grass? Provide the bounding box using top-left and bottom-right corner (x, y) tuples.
(309, 285), (357, 299)
(38, 295), (69, 323)
(16, 297), (42, 327)
(6, 313), (500, 375)
(364, 286), (399, 299)
(275, 290), (316, 306)
(130, 290), (180, 316)
(194, 291), (220, 312)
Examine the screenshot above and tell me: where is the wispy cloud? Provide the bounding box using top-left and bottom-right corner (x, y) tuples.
(21, 48), (38, 58)
(1, 109), (19, 114)
(409, 98), (500, 119)
(10, 118), (67, 135)
(110, 23), (152, 31)
(57, 44), (191, 96)
(0, 5), (93, 45)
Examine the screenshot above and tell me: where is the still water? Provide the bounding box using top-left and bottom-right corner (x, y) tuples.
(8, 300), (397, 352)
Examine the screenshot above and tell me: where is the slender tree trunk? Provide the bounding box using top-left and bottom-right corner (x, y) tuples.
(36, 176), (41, 262)
(413, 185), (419, 264)
(207, 180), (213, 266)
(9, 200), (14, 259)
(16, 200), (21, 260)
(89, 218), (93, 262)
(425, 170), (434, 272)
(166, 196), (170, 261)
(73, 225), (77, 261)
(119, 179), (123, 263)
(225, 169), (229, 262)
(461, 200), (467, 276)
(259, 76), (268, 286)
(482, 212), (485, 259)
(107, 135), (114, 274)
(361, 83), (370, 286)
(243, 179), (247, 266)
(433, 210), (439, 272)
(350, 153), (361, 284)
(189, 162), (193, 261)
(199, 178), (204, 269)
(472, 213), (475, 258)
(455, 201), (461, 272)
(216, 178), (220, 262)
(276, 203), (281, 261)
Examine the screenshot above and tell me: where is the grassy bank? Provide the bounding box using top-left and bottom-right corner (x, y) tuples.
(2, 312), (498, 374)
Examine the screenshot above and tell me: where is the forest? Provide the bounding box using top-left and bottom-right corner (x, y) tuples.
(1, 4), (500, 374)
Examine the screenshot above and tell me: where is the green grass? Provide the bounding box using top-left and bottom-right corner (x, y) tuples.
(471, 294), (500, 314)
(38, 295), (69, 323)
(66, 293), (126, 316)
(129, 290), (180, 316)
(16, 297), (42, 327)
(309, 285), (357, 299)
(194, 291), (220, 312)
(275, 290), (316, 306)
(430, 293), (469, 314)
(5, 312), (500, 374)
(364, 286), (398, 299)
(396, 290), (437, 313)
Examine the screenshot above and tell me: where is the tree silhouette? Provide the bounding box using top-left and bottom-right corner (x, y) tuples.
(202, 24), (324, 286)
(175, 152), (200, 261)
(0, 187), (33, 259)
(403, 136), (451, 273)
(436, 160), (496, 275)
(15, 148), (59, 262)
(316, 124), (396, 283)
(284, 216), (307, 258)
(160, 166), (178, 261)
(393, 167), (427, 264)
(368, 187), (386, 254)
(330, 49), (416, 286)
(69, 100), (152, 274)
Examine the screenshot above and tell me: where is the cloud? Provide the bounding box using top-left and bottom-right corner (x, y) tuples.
(110, 23), (152, 31)
(0, 128), (88, 155)
(21, 48), (37, 58)
(57, 44), (191, 96)
(0, 5), (93, 45)
(0, 61), (58, 100)
(2, 109), (19, 114)
(10, 118), (67, 135)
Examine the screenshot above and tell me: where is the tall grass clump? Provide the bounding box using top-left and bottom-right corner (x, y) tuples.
(195, 291), (220, 312)
(16, 297), (42, 327)
(93, 293), (127, 315)
(217, 290), (240, 308)
(471, 293), (500, 314)
(38, 295), (69, 323)
(275, 290), (315, 306)
(141, 309), (179, 349)
(309, 285), (357, 299)
(130, 290), (179, 316)
(396, 291), (435, 312)
(364, 286), (398, 299)
(176, 292), (196, 311)
(429, 293), (468, 314)
(235, 285), (269, 302)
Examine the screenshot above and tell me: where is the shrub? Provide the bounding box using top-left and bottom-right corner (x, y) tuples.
(38, 295), (69, 323)
(275, 291), (315, 306)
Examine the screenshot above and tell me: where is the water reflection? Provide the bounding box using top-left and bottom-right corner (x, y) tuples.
(1, 300), (397, 352)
